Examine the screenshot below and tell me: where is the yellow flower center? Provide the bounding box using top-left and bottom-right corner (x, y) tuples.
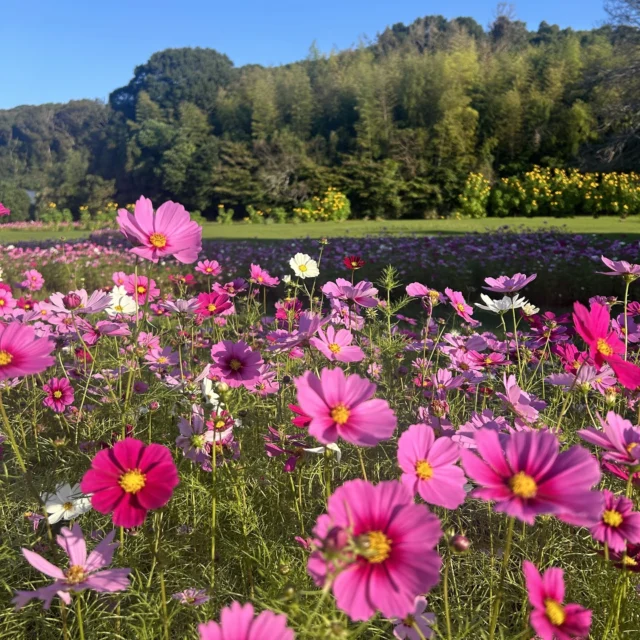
(207, 304), (217, 312)
(65, 565), (87, 585)
(544, 599), (566, 626)
(328, 343), (341, 353)
(0, 350), (13, 366)
(137, 286), (146, 294)
(0, 300), (4, 306)
(149, 232), (167, 248)
(298, 264), (308, 272)
(456, 303), (465, 312)
(190, 434), (206, 449)
(206, 267), (213, 273)
(361, 530), (392, 563)
(597, 338), (614, 356)
(416, 460), (434, 480)
(229, 358), (242, 371)
(118, 469), (146, 494)
(623, 556), (638, 567)
(53, 390), (63, 399)
(603, 509), (624, 527)
(509, 472), (538, 498)
(330, 403), (350, 424)
(63, 501), (73, 511)
(402, 614), (416, 627)
(157, 357), (168, 364)
(351, 261), (359, 267)
(627, 442), (638, 453)
(114, 305), (123, 312)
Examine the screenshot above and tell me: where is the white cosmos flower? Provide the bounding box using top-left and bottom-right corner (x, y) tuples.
(42, 483), (92, 524)
(282, 275), (292, 284)
(289, 253), (319, 279)
(475, 294), (526, 314)
(201, 377), (223, 411)
(303, 443), (342, 464)
(522, 302), (540, 316)
(106, 285), (137, 316)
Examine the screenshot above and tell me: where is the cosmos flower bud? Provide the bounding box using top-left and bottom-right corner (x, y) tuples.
(449, 534), (471, 553)
(216, 382), (230, 393)
(63, 293), (82, 309)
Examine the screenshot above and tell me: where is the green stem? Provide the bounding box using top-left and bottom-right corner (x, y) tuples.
(443, 554), (453, 640)
(357, 448), (368, 482)
(159, 569), (170, 640)
(489, 517), (515, 640)
(75, 595), (85, 640)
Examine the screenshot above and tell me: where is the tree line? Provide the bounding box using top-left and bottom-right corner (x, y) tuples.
(1, 7), (639, 221)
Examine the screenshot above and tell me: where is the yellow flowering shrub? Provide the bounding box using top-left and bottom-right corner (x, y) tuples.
(293, 187), (351, 222)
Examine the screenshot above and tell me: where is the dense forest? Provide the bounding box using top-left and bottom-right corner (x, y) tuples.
(1, 5), (639, 220)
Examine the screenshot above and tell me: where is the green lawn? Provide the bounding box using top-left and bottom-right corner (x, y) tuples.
(3, 216), (640, 243)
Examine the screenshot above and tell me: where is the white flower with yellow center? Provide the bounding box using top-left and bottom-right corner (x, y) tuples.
(522, 302), (540, 316)
(475, 294), (526, 315)
(106, 285), (137, 317)
(289, 253), (319, 279)
(42, 483), (92, 524)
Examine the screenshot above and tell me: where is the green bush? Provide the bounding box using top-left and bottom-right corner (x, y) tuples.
(0, 183), (31, 222)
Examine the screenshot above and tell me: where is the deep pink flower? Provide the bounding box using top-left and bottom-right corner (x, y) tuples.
(13, 524), (130, 610)
(599, 256), (640, 278)
(397, 424), (466, 509)
(322, 278), (379, 308)
(523, 560), (592, 640)
(196, 259), (222, 276)
(212, 278), (248, 297)
(249, 263), (279, 287)
(445, 288), (478, 326)
(496, 374), (546, 423)
(198, 601), (294, 640)
(483, 273), (537, 293)
(573, 301), (640, 389)
(578, 411), (640, 466)
(0, 288), (16, 317)
(294, 367), (396, 446)
(210, 340), (263, 388)
(307, 480), (442, 621)
(392, 596), (435, 639)
(460, 429), (602, 525)
(0, 322), (55, 380)
(310, 325), (365, 363)
(589, 490), (640, 552)
(124, 275), (160, 304)
(21, 269), (45, 292)
(80, 438), (179, 528)
(288, 404), (311, 428)
(117, 195), (202, 264)
(0, 202), (10, 216)
(196, 292), (232, 317)
(43, 378), (74, 413)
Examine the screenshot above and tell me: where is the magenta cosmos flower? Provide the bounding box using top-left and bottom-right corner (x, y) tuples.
(21, 269), (45, 292)
(577, 411), (640, 466)
(249, 263), (279, 287)
(198, 601), (294, 640)
(310, 325), (365, 363)
(117, 195), (202, 264)
(599, 256), (640, 279)
(460, 429), (602, 525)
(522, 560), (591, 640)
(307, 480), (442, 621)
(322, 278), (379, 308)
(0, 202), (10, 216)
(0, 322), (55, 380)
(210, 340), (263, 388)
(397, 424), (466, 509)
(0, 288), (17, 317)
(42, 378), (74, 413)
(80, 438), (179, 528)
(444, 288), (478, 326)
(13, 524), (130, 609)
(196, 259), (222, 276)
(197, 292), (232, 317)
(294, 367), (396, 446)
(483, 273), (537, 293)
(589, 489), (640, 553)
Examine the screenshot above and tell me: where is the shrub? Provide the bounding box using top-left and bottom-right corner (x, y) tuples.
(293, 187), (351, 222)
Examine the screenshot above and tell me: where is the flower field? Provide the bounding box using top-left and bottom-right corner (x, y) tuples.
(2, 196), (640, 639)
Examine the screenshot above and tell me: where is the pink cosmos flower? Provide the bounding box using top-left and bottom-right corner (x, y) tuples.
(392, 596), (435, 639)
(196, 292), (232, 317)
(310, 325), (365, 363)
(322, 278), (379, 308)
(460, 429), (602, 525)
(13, 524), (130, 609)
(483, 273), (537, 293)
(289, 404), (311, 428)
(196, 259), (222, 276)
(445, 288), (478, 326)
(294, 367), (396, 446)
(0, 202), (10, 216)
(43, 378), (75, 413)
(44, 289), (111, 315)
(397, 424), (466, 509)
(573, 301), (640, 389)
(124, 275), (160, 304)
(80, 438), (179, 528)
(0, 322), (55, 380)
(198, 601), (294, 640)
(176, 407), (212, 464)
(496, 374), (546, 423)
(522, 560), (592, 640)
(578, 411), (640, 466)
(210, 340), (263, 388)
(0, 288), (17, 317)
(172, 588), (210, 606)
(249, 263), (279, 287)
(599, 256), (640, 279)
(117, 195), (202, 264)
(307, 479), (442, 621)
(589, 489), (640, 552)
(21, 269), (45, 292)
(145, 346), (179, 372)
(212, 278), (247, 297)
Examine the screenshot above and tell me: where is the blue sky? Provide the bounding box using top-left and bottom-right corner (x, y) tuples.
(2, 0), (607, 109)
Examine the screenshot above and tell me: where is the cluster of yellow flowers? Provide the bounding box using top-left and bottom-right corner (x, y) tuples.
(293, 187), (351, 222)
